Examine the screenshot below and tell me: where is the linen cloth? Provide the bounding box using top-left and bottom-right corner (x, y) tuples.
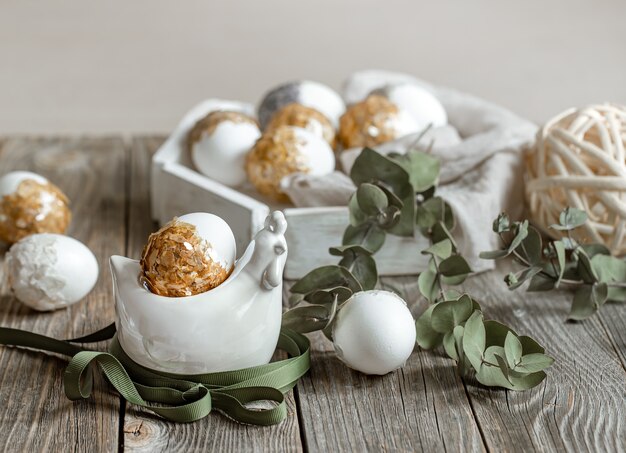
(282, 70), (537, 272)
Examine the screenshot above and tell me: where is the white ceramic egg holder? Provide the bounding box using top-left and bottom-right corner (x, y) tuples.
(151, 99), (430, 280)
(111, 211), (288, 374)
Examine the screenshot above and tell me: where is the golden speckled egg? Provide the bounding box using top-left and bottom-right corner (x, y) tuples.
(188, 110), (261, 187)
(266, 103), (336, 148)
(246, 125), (335, 203)
(140, 213), (237, 297)
(338, 94), (420, 149)
(0, 171), (71, 244)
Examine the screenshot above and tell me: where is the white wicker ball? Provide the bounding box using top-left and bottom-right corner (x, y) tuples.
(525, 104), (626, 252)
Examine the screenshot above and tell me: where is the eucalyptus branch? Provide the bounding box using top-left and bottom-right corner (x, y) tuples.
(482, 208), (626, 320)
(285, 142), (553, 391)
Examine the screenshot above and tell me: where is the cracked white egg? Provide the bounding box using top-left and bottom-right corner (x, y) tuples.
(188, 111), (261, 187)
(372, 82), (447, 129)
(332, 290), (416, 375)
(6, 233), (99, 311)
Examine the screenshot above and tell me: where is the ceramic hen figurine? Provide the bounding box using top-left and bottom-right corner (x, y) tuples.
(110, 211), (288, 374)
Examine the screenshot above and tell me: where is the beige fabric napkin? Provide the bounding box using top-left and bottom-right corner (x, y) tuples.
(282, 70), (537, 272)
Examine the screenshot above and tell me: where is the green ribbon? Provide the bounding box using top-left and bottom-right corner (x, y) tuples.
(0, 324), (310, 425)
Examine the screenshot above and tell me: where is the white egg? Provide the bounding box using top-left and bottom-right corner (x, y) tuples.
(291, 127), (336, 176)
(6, 233), (99, 311)
(373, 83), (448, 129)
(332, 290), (416, 375)
(258, 80), (345, 129)
(177, 212), (237, 270)
(191, 118), (261, 187)
(0, 171), (48, 197)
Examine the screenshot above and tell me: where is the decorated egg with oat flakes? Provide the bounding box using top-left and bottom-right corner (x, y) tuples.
(371, 83), (447, 130)
(245, 126), (335, 203)
(188, 110), (261, 187)
(338, 94), (421, 149)
(0, 171), (71, 244)
(266, 103), (336, 148)
(140, 212), (237, 297)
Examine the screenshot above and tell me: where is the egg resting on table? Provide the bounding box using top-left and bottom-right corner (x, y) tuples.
(0, 171), (71, 244)
(371, 82), (447, 129)
(245, 125), (335, 203)
(140, 212), (237, 297)
(332, 290), (416, 375)
(6, 233), (99, 311)
(266, 103), (336, 148)
(188, 110), (261, 187)
(338, 94), (421, 149)
(258, 80), (345, 129)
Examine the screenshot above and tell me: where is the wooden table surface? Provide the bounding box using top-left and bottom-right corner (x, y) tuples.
(0, 136), (624, 452)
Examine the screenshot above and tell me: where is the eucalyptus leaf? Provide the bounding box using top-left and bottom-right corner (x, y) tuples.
(568, 283), (608, 321)
(415, 304), (444, 349)
(492, 213), (510, 233)
(418, 268), (440, 303)
(329, 244), (373, 257)
(479, 249), (510, 260)
(508, 220), (529, 253)
(591, 254), (626, 302)
(281, 304), (332, 333)
(351, 149), (415, 237)
(416, 197), (454, 234)
(505, 266), (542, 290)
(305, 286), (353, 305)
(430, 295), (475, 333)
(291, 265), (362, 294)
(462, 310), (486, 372)
(518, 226), (542, 266)
(484, 320), (514, 348)
(431, 221), (458, 251)
(553, 241), (566, 287)
(494, 354), (513, 384)
(527, 273), (556, 292)
(504, 332), (523, 368)
(392, 149), (440, 192)
(551, 207), (588, 230)
(439, 255), (472, 277)
(421, 239), (453, 259)
(576, 248), (598, 284)
(518, 335), (545, 354)
(343, 223), (386, 253)
(516, 353), (554, 373)
(443, 331), (458, 360)
(345, 253), (378, 291)
(357, 183), (388, 215)
(350, 147), (410, 192)
(348, 193), (369, 226)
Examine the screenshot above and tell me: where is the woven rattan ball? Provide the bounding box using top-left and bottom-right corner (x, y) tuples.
(525, 104), (626, 253)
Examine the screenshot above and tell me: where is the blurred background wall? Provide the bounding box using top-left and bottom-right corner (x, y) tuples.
(1, 0), (625, 134)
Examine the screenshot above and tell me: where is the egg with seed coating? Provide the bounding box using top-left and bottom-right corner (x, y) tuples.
(0, 171), (72, 244)
(246, 126), (335, 203)
(188, 111), (261, 187)
(140, 212), (237, 297)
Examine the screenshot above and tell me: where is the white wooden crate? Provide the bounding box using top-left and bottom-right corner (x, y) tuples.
(150, 99), (430, 280)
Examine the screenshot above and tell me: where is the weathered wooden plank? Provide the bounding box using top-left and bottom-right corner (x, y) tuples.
(121, 136), (304, 453)
(459, 261), (626, 452)
(0, 136), (126, 452)
(287, 277), (486, 452)
(598, 305), (626, 371)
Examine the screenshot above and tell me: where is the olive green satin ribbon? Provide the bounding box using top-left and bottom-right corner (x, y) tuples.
(0, 324), (310, 425)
